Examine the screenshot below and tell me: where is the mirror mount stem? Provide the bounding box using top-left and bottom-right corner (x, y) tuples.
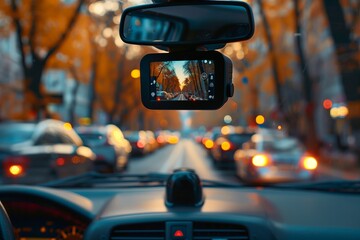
(155, 43), (227, 52)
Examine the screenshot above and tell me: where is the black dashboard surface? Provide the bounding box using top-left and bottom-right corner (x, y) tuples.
(74, 187), (360, 240)
(1, 186), (360, 240)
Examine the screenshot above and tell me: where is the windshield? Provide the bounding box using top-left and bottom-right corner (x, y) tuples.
(0, 124), (35, 146)
(77, 133), (106, 147)
(227, 133), (254, 145)
(0, 0), (359, 187)
(261, 138), (304, 153)
(124, 131), (141, 141)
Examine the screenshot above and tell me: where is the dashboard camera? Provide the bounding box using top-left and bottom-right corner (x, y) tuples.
(140, 51), (233, 110)
(119, 1), (255, 110)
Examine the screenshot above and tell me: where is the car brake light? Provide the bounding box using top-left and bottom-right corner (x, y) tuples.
(157, 136), (165, 144)
(301, 156), (318, 170)
(221, 141), (231, 151)
(137, 140), (145, 148)
(8, 165), (23, 176)
(252, 154), (271, 167)
(56, 157), (65, 166)
(4, 156), (29, 177)
(204, 139), (214, 149)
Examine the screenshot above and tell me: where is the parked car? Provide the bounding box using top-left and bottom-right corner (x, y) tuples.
(124, 131), (152, 156)
(201, 127), (221, 151)
(0, 120), (95, 184)
(234, 130), (317, 183)
(145, 130), (159, 152)
(76, 125), (131, 173)
(154, 130), (169, 147)
(211, 127), (256, 168)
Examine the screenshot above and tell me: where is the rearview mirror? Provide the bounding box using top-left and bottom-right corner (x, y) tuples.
(120, 1), (254, 47)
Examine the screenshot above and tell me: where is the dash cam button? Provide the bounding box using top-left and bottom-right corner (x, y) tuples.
(227, 83), (234, 97)
(209, 74), (214, 80)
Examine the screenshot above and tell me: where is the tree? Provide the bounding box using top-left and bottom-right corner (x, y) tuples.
(293, 0), (319, 151)
(257, 0), (284, 116)
(183, 60), (206, 98)
(9, 0), (85, 119)
(323, 0), (360, 152)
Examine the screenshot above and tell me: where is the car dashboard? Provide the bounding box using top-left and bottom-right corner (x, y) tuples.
(0, 185), (360, 240)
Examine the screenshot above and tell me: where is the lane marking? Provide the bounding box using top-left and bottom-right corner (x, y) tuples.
(183, 139), (220, 181)
(159, 141), (185, 173)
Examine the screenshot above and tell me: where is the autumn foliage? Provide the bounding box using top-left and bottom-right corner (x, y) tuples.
(0, 0), (359, 138)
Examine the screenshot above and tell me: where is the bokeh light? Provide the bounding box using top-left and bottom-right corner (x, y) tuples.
(323, 99), (332, 110)
(131, 69), (141, 78)
(255, 115), (265, 125)
(224, 115), (232, 124)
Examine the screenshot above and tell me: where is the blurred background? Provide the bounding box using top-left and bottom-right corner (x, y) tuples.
(0, 0), (359, 184)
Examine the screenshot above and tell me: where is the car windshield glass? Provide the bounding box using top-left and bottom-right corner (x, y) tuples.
(0, 0), (359, 187)
(262, 138), (303, 153)
(78, 133), (106, 146)
(124, 132), (140, 141)
(228, 133), (254, 145)
(0, 126), (34, 146)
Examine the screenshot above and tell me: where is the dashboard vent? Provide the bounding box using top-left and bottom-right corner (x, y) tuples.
(193, 221), (249, 240)
(111, 222), (165, 240)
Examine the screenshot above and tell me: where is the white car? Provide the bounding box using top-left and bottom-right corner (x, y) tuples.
(76, 125), (131, 173)
(234, 132), (317, 183)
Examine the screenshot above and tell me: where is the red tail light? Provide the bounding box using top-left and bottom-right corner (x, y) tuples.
(56, 157), (65, 166)
(3, 156), (29, 177)
(157, 136), (165, 144)
(137, 140), (145, 148)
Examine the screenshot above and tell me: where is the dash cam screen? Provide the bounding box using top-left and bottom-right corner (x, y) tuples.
(149, 60), (215, 101)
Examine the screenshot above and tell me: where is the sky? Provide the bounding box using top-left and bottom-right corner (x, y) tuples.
(172, 61), (188, 86)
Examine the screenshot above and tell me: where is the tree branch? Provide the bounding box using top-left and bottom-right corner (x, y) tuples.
(44, 0), (85, 62)
(29, 0), (37, 59)
(10, 0), (29, 77)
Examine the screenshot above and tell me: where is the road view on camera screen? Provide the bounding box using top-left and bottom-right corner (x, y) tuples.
(149, 60), (215, 101)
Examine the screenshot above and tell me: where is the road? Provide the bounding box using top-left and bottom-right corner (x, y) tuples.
(1, 139), (356, 185)
(127, 139), (358, 183)
(173, 94), (187, 101)
(127, 139), (238, 182)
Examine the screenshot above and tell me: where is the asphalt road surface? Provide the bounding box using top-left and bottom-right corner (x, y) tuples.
(127, 139), (356, 184)
(173, 94), (187, 101)
(1, 139), (356, 185)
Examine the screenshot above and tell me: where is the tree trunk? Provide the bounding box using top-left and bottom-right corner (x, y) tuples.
(323, 0), (360, 157)
(197, 60), (207, 99)
(109, 46), (128, 124)
(323, 1), (360, 100)
(10, 0), (84, 120)
(88, 65), (96, 122)
(29, 59), (46, 120)
(323, 1), (360, 101)
(138, 110), (144, 130)
(294, 0), (319, 152)
(191, 61), (201, 96)
(70, 80), (80, 125)
(258, 0), (284, 114)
